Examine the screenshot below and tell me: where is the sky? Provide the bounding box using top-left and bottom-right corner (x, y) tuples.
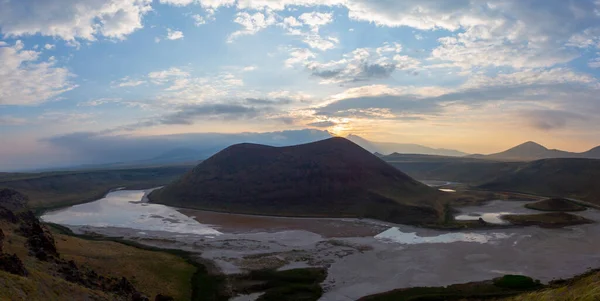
(1, 0), (600, 170)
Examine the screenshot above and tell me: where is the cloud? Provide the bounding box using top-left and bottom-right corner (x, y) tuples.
(281, 11), (338, 50)
(285, 48), (316, 68)
(159, 103), (265, 125)
(112, 76), (146, 88)
(0, 40), (76, 105)
(307, 120), (336, 127)
(520, 110), (586, 131)
(245, 97), (292, 105)
(228, 11), (277, 42)
(166, 29), (184, 40)
(148, 67), (190, 84)
(191, 14), (207, 26)
(0, 115), (27, 126)
(78, 98), (123, 107)
(44, 44), (55, 50)
(315, 67), (600, 123)
(155, 0), (599, 69)
(304, 42), (419, 83)
(0, 0), (152, 41)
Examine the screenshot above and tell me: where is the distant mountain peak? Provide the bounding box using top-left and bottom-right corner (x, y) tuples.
(513, 141), (548, 151)
(345, 134), (468, 157)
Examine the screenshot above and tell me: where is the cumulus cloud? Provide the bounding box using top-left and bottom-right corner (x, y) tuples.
(303, 42), (419, 83)
(166, 29), (184, 40)
(228, 11), (277, 42)
(285, 48), (316, 68)
(0, 0), (152, 41)
(0, 41), (76, 105)
(316, 67), (600, 123)
(280, 11), (338, 50)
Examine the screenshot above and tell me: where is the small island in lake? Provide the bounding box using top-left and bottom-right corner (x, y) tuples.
(502, 212), (593, 228)
(525, 198), (587, 212)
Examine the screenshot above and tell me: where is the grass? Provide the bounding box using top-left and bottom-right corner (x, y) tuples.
(0, 165), (192, 212)
(493, 275), (541, 290)
(231, 268), (327, 301)
(53, 233), (196, 300)
(501, 212), (594, 228)
(1, 221), (197, 300)
(504, 270), (600, 301)
(48, 223), (230, 301)
(359, 276), (542, 301)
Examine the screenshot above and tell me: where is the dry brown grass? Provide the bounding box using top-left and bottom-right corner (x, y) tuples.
(504, 271), (600, 301)
(0, 221), (195, 301)
(54, 233), (196, 300)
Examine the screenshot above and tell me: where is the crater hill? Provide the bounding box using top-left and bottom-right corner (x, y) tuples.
(149, 137), (446, 224)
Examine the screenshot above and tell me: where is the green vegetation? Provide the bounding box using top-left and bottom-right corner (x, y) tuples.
(524, 198), (587, 212)
(48, 224), (230, 301)
(0, 165), (192, 212)
(381, 153), (520, 185)
(1, 219), (197, 301)
(501, 212), (593, 228)
(493, 275), (541, 290)
(479, 158), (600, 206)
(232, 268), (327, 301)
(504, 269), (600, 301)
(359, 276), (542, 301)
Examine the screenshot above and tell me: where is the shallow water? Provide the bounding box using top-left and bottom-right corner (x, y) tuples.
(375, 227), (512, 244)
(41, 189), (221, 236)
(42, 188), (600, 301)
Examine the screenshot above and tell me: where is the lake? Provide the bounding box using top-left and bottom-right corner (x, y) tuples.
(41, 188), (600, 301)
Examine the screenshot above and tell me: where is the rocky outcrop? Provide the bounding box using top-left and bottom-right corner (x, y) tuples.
(0, 228), (4, 253)
(18, 211), (58, 261)
(0, 189), (28, 212)
(0, 188), (150, 299)
(132, 292), (150, 301)
(0, 253), (28, 276)
(56, 259), (144, 298)
(154, 294), (175, 301)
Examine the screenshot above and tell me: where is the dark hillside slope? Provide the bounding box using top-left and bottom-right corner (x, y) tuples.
(150, 138), (445, 224)
(480, 158), (600, 205)
(382, 154), (521, 184)
(0, 166), (192, 210)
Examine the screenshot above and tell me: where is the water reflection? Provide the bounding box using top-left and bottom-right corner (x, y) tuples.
(41, 189), (221, 235)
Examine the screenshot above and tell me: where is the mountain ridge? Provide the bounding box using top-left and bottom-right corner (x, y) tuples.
(346, 134), (469, 157)
(470, 141), (600, 161)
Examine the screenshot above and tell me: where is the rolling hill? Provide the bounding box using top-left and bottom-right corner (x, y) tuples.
(381, 153), (521, 184)
(471, 141), (600, 161)
(0, 166), (193, 210)
(479, 158), (600, 205)
(149, 137), (446, 224)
